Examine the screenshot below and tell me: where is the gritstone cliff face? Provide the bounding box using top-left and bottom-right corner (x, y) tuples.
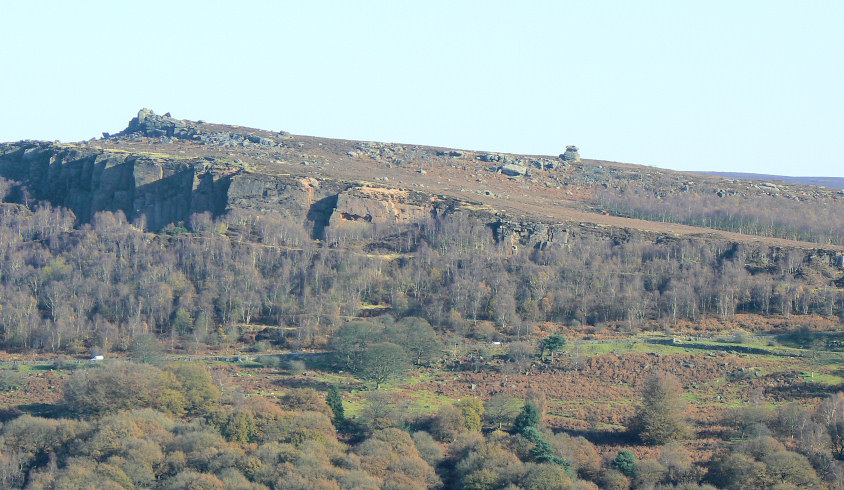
(0, 142), (232, 230)
(1, 109), (843, 272)
(0, 141), (448, 236)
(0, 110), (458, 237)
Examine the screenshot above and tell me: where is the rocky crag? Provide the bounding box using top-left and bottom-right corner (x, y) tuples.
(0, 110), (465, 236)
(1, 110), (843, 273)
(0, 141), (233, 230)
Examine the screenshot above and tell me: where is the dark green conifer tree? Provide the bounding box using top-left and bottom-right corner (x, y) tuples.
(513, 401), (541, 436)
(326, 385), (345, 425)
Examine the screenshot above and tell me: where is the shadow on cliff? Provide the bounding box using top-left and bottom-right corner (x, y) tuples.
(134, 169), (232, 230)
(306, 194), (338, 240)
(0, 150), (137, 224)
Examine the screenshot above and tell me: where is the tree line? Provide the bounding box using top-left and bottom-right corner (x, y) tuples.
(596, 183), (844, 246)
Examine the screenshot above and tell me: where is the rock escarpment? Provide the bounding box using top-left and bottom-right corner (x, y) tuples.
(0, 142), (233, 230)
(2, 137), (843, 275)
(1, 109), (842, 276)
(0, 110), (316, 231)
(0, 143), (453, 239)
(0, 110), (471, 236)
(330, 187), (434, 226)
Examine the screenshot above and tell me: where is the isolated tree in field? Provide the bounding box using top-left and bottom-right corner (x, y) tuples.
(331, 321), (382, 372)
(359, 342), (410, 389)
(540, 334), (566, 361)
(630, 372), (689, 445)
(388, 316), (442, 366)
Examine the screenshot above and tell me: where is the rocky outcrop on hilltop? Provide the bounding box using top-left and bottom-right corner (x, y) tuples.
(560, 145), (581, 163)
(111, 109), (282, 150)
(117, 108), (194, 139)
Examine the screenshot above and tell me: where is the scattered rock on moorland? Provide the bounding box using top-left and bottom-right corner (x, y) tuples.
(501, 163), (528, 176)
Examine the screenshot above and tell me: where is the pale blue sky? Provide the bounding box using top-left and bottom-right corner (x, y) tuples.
(2, 1), (842, 176)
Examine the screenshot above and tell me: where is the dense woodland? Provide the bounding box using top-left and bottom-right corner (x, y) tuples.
(0, 195), (842, 354)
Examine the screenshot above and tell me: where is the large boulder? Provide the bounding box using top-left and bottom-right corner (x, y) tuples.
(501, 163), (528, 176)
(560, 145), (581, 162)
(479, 153), (506, 163)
